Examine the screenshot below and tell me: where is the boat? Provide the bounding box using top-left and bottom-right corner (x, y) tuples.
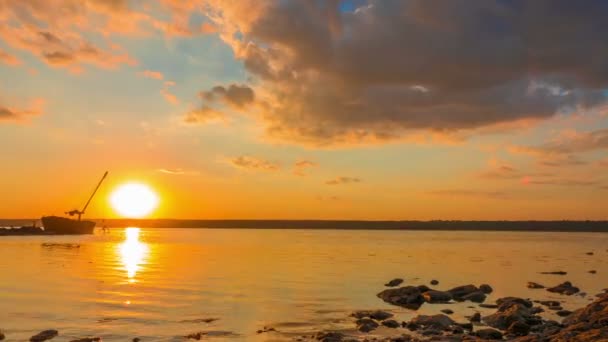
(41, 171), (108, 235)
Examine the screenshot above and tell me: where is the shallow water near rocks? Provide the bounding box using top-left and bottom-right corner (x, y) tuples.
(0, 228), (607, 341)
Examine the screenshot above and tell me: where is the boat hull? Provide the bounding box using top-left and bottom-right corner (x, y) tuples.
(41, 216), (96, 235)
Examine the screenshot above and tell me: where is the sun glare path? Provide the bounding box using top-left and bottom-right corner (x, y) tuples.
(110, 182), (159, 218)
(119, 227), (149, 283)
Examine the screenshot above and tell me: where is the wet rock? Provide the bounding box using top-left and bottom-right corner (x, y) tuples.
(538, 300), (561, 308)
(547, 281), (580, 295)
(410, 314), (455, 330)
(589, 270), (597, 274)
(377, 286), (425, 310)
(30, 330), (58, 342)
(469, 312), (481, 323)
(351, 310), (393, 320)
(484, 300), (538, 330)
(548, 305), (563, 311)
(479, 284), (493, 294)
(382, 319), (400, 328)
(430, 279), (439, 286)
(404, 321), (419, 331)
(256, 326), (276, 334)
(179, 318), (219, 323)
(69, 338), (101, 342)
(441, 309), (454, 315)
(356, 318), (379, 332)
(422, 290), (452, 303)
(508, 321), (531, 336)
(457, 322), (473, 331)
(385, 278), (404, 287)
(556, 310), (572, 317)
(313, 332), (346, 342)
(479, 304), (499, 309)
(496, 297), (533, 308)
(540, 293), (608, 341)
(447, 285), (479, 300)
(0, 330), (4, 341)
(475, 328), (503, 340)
(132, 339), (140, 342)
(527, 282), (545, 289)
(540, 271), (567, 275)
(185, 331), (238, 340)
(451, 325), (464, 334)
(586, 252), (594, 255)
(462, 291), (487, 303)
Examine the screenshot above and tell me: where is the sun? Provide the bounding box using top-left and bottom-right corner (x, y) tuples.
(110, 183), (159, 218)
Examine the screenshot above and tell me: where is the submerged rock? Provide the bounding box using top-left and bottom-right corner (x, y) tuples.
(0, 330), (4, 341)
(556, 310), (572, 317)
(469, 312), (481, 323)
(479, 303), (499, 309)
(30, 330), (58, 342)
(540, 271), (567, 275)
(475, 328), (503, 340)
(441, 308), (454, 315)
(447, 284), (479, 300)
(484, 299), (539, 330)
(69, 338), (101, 342)
(462, 291), (487, 303)
(385, 278), (404, 287)
(430, 279), (439, 285)
(351, 310), (393, 320)
(356, 318), (379, 332)
(527, 282), (545, 289)
(589, 270), (597, 274)
(313, 332), (347, 342)
(547, 281), (580, 295)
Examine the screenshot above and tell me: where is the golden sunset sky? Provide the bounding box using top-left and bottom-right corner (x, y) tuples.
(1, 1), (607, 220)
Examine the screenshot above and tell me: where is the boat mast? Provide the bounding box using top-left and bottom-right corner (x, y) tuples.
(67, 171), (108, 221)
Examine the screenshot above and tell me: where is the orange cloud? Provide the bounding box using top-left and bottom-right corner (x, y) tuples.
(292, 160), (317, 176)
(0, 49), (21, 66)
(0, 98), (44, 123)
(325, 177), (361, 185)
(161, 81), (179, 105)
(139, 70), (164, 80)
(228, 156), (280, 172)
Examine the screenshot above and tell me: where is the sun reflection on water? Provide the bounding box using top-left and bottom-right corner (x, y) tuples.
(119, 227), (148, 283)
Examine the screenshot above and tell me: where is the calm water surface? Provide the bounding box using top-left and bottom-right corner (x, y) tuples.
(1, 228), (607, 341)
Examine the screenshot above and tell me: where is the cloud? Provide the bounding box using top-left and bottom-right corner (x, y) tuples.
(157, 168), (199, 175)
(523, 178), (598, 187)
(293, 160), (317, 176)
(139, 70), (164, 80)
(427, 189), (508, 199)
(539, 155), (587, 167)
(183, 106), (227, 124)
(325, 176), (361, 185)
(200, 84), (255, 109)
(196, 0), (608, 145)
(229, 156), (280, 171)
(0, 49), (21, 66)
(161, 81), (179, 104)
(514, 128), (608, 156)
(0, 98), (44, 123)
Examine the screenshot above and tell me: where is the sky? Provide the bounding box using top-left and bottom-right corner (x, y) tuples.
(1, 0), (608, 220)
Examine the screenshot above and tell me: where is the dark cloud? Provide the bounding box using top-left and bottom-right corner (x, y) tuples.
(203, 0), (608, 145)
(325, 176), (361, 185)
(515, 128), (608, 156)
(201, 84), (255, 109)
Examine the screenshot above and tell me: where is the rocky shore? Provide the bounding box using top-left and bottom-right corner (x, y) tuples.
(0, 226), (48, 236)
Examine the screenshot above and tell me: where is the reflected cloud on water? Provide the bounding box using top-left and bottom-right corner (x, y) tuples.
(118, 227), (148, 283)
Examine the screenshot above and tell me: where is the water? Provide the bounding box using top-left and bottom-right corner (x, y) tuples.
(0, 228), (607, 341)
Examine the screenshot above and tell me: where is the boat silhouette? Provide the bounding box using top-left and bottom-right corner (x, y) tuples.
(41, 171), (108, 235)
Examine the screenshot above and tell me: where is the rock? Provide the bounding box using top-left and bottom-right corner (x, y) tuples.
(527, 282), (545, 289)
(479, 284), (493, 294)
(484, 300), (538, 330)
(422, 290), (452, 303)
(470, 312), (481, 323)
(30, 330), (59, 342)
(69, 338), (101, 342)
(351, 310), (393, 320)
(540, 293), (608, 341)
(556, 310), (572, 317)
(538, 300), (561, 308)
(133, 339), (141, 342)
(356, 318), (379, 332)
(475, 328), (503, 340)
(441, 309), (454, 315)
(382, 319), (400, 328)
(586, 252), (594, 255)
(404, 321), (419, 331)
(462, 291), (487, 303)
(479, 304), (499, 309)
(451, 325), (464, 334)
(547, 281), (580, 295)
(313, 332), (346, 342)
(540, 271), (567, 275)
(496, 297), (533, 308)
(377, 286), (425, 310)
(385, 278), (404, 287)
(410, 314), (455, 330)
(589, 270), (597, 274)
(457, 322), (473, 330)
(548, 305), (563, 311)
(0, 330), (4, 341)
(430, 280), (439, 285)
(508, 321), (531, 336)
(447, 284), (479, 300)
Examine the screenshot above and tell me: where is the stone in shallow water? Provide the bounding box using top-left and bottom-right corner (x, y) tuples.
(479, 284), (493, 294)
(547, 281), (580, 295)
(462, 291), (487, 303)
(356, 318), (379, 332)
(557, 309), (572, 317)
(0, 330), (5, 341)
(30, 330), (58, 342)
(422, 290), (452, 303)
(430, 279), (439, 285)
(447, 284), (479, 300)
(377, 286), (425, 310)
(69, 338), (101, 342)
(351, 310), (393, 320)
(469, 312), (481, 323)
(479, 303), (499, 309)
(540, 271), (567, 275)
(382, 319), (400, 328)
(385, 278), (404, 287)
(410, 314), (455, 330)
(441, 308), (454, 315)
(528, 281), (545, 289)
(507, 321), (531, 336)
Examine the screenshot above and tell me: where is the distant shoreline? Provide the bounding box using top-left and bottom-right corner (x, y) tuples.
(3, 219), (608, 232)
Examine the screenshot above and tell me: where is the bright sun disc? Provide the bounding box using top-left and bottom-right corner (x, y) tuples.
(110, 183), (159, 218)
